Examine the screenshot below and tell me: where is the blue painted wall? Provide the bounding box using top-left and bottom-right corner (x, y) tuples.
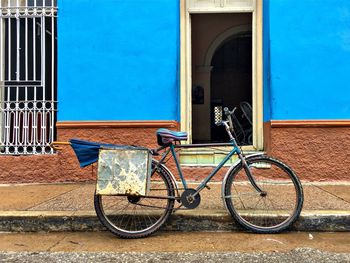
(265, 0), (350, 120)
(58, 0), (179, 121)
(59, 0), (350, 122)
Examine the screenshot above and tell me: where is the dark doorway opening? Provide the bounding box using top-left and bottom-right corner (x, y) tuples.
(191, 13), (252, 145)
(210, 32), (252, 144)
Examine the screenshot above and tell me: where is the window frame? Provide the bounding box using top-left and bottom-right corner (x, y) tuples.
(0, 0), (57, 155)
(180, 0), (263, 151)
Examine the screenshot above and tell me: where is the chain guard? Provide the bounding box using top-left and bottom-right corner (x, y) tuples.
(180, 188), (201, 209)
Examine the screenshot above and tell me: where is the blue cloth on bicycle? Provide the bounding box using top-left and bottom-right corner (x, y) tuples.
(69, 139), (151, 168)
(69, 139), (119, 167)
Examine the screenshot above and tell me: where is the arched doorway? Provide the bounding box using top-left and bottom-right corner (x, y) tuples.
(210, 31), (252, 143)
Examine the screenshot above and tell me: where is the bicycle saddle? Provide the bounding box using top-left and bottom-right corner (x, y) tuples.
(156, 128), (188, 146)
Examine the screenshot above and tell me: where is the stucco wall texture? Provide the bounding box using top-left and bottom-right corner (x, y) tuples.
(267, 126), (350, 182)
(0, 126), (349, 183)
(0, 127), (161, 184)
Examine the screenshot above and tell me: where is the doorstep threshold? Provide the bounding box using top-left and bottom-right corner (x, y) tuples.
(179, 148), (264, 167)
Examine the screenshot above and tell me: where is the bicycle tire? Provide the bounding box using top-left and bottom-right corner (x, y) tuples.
(224, 155), (303, 233)
(94, 161), (175, 239)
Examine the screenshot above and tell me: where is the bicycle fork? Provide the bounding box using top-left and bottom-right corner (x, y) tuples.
(219, 119), (266, 196)
(238, 152), (266, 195)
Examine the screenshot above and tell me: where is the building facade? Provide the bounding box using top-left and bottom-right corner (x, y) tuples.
(0, 0), (349, 183)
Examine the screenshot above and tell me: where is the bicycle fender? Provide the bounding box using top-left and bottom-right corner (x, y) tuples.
(152, 160), (180, 198)
(221, 152), (265, 209)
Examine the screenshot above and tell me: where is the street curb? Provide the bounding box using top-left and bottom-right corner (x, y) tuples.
(0, 210), (349, 232)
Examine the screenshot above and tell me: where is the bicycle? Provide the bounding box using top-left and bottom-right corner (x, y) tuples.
(51, 107), (304, 239)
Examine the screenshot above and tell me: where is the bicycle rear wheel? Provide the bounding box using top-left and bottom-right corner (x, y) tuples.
(94, 163), (175, 238)
(224, 156), (303, 233)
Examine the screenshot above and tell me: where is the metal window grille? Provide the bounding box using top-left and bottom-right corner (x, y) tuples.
(0, 0), (57, 155)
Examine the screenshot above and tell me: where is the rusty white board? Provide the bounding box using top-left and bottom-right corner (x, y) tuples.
(96, 148), (151, 196)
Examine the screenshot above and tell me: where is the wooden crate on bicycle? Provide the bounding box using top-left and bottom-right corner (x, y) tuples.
(96, 147), (152, 196)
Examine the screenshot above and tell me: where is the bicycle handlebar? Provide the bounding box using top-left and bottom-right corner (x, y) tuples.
(223, 107), (237, 132)
(215, 107), (237, 142)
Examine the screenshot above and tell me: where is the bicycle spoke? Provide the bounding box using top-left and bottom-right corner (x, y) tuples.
(266, 196), (280, 227)
(118, 202), (131, 229)
(135, 201), (171, 210)
(233, 184), (247, 209)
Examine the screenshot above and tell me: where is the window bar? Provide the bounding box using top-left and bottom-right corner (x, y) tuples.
(33, 0), (36, 81)
(16, 0), (20, 81)
(24, 0), (28, 153)
(0, 1), (4, 146)
(41, 1), (46, 153)
(7, 1), (11, 82)
(5, 96), (10, 154)
(6, 1), (11, 154)
(50, 0), (54, 152)
(15, 0), (20, 154)
(34, 4), (37, 151)
(32, 1), (37, 150)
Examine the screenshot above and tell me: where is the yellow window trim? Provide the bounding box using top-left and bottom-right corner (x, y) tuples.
(180, 0), (263, 153)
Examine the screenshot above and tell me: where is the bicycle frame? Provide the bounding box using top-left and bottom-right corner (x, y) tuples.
(154, 140), (265, 199)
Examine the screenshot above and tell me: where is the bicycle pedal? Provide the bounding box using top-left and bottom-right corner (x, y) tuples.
(204, 185), (211, 190)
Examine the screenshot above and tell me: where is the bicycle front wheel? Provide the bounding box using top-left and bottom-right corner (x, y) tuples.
(224, 156), (303, 233)
(94, 163), (175, 239)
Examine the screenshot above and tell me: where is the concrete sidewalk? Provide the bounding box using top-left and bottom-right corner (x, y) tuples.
(0, 182), (349, 232)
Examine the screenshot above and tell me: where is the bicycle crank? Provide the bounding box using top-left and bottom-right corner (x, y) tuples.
(180, 189), (201, 209)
